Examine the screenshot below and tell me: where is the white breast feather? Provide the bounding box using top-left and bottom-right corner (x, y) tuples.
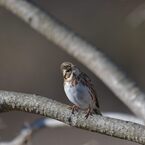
(64, 81), (92, 109)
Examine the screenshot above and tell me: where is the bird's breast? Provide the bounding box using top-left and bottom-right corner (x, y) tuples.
(64, 81), (91, 109)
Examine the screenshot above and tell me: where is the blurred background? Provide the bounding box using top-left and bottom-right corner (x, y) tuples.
(0, 0), (145, 144)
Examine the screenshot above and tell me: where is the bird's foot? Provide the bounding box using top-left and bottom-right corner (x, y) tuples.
(68, 105), (79, 114)
(85, 107), (93, 119)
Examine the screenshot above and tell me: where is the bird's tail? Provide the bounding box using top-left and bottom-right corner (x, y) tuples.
(93, 108), (102, 116)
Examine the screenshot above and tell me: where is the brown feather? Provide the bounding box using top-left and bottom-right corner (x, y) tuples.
(78, 72), (100, 108)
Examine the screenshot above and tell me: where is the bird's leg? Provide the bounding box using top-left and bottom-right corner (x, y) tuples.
(85, 105), (93, 119)
(68, 105), (79, 114)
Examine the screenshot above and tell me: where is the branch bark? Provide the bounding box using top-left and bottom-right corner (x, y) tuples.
(0, 90), (145, 144)
(0, 0), (145, 120)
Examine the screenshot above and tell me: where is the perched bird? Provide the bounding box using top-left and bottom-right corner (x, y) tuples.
(60, 62), (102, 118)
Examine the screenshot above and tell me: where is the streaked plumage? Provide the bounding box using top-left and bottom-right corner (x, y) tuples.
(60, 62), (101, 118)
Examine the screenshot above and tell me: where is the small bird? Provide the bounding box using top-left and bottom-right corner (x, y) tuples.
(60, 62), (102, 118)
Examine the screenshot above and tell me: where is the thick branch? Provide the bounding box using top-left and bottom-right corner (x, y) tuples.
(2, 113), (143, 145)
(0, 91), (145, 144)
(0, 0), (145, 119)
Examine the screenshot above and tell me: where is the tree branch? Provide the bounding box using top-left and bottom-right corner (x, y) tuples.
(0, 113), (144, 145)
(0, 90), (145, 144)
(0, 118), (67, 145)
(0, 0), (145, 119)
(0, 127), (32, 145)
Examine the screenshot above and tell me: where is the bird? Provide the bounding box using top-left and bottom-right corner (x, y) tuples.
(60, 62), (102, 118)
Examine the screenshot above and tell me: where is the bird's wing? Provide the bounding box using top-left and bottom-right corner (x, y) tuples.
(79, 72), (100, 108)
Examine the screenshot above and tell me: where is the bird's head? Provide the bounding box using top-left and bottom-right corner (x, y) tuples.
(60, 62), (80, 80)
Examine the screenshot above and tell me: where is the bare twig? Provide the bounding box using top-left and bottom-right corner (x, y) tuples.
(0, 90), (145, 144)
(0, 118), (67, 145)
(0, 128), (32, 145)
(42, 118), (67, 128)
(0, 0), (145, 120)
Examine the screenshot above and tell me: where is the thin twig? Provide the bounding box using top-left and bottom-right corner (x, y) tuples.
(0, 118), (67, 145)
(0, 128), (32, 145)
(0, 90), (145, 144)
(0, 0), (145, 119)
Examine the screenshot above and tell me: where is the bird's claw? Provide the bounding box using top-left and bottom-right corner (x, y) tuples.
(85, 108), (93, 119)
(68, 105), (79, 114)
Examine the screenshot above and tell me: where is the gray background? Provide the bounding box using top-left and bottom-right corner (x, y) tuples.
(0, 0), (144, 144)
